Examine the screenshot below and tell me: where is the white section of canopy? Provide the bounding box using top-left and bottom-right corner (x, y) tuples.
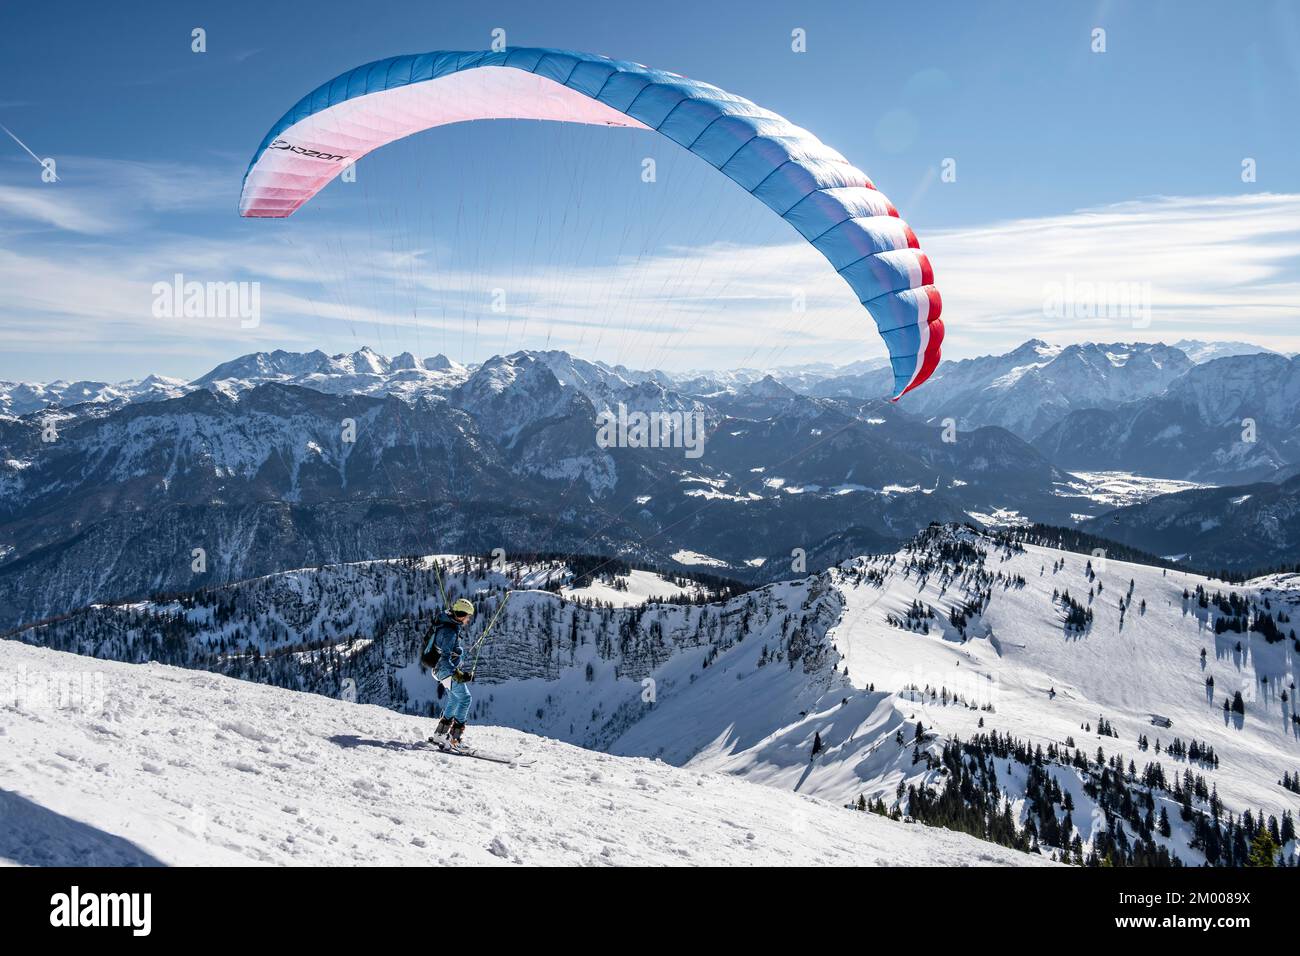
(240, 67), (653, 217)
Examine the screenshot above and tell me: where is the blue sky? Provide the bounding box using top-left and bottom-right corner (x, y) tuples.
(2, 0), (1298, 382)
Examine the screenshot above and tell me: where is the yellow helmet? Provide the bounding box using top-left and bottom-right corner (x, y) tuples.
(450, 598), (475, 617)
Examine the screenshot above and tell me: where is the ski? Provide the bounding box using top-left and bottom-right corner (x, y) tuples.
(423, 737), (533, 766)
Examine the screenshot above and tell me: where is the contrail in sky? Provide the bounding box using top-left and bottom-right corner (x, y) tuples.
(0, 122), (59, 180)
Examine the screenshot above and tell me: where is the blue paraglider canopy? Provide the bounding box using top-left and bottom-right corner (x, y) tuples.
(240, 47), (943, 397)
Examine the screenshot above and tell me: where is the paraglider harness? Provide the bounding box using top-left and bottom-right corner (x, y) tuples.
(419, 625), (444, 670)
(418, 586), (511, 679)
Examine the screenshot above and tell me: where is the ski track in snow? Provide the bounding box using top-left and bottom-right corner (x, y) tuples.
(0, 641), (1044, 867)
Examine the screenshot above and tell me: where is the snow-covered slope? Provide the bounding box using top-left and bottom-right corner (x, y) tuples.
(766, 529), (1297, 864)
(0, 640), (1041, 867)
(471, 530), (1298, 865)
(559, 568), (705, 606)
(14, 527), (1296, 865)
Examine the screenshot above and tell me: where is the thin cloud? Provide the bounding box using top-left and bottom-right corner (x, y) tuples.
(0, 186), (112, 233)
(1, 182), (1298, 378)
(0, 155), (237, 237)
(926, 193), (1300, 354)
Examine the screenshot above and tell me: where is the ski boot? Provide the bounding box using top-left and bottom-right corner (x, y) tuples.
(428, 717), (453, 745)
(449, 719), (467, 749)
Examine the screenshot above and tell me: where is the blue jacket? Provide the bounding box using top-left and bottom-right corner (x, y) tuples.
(423, 609), (468, 673)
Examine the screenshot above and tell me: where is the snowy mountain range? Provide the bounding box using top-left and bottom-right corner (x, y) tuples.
(3, 338), (1282, 438)
(807, 340), (1196, 438)
(1, 339), (1295, 630)
(1034, 353), (1300, 485)
(0, 374), (188, 417)
(9, 525), (1296, 866)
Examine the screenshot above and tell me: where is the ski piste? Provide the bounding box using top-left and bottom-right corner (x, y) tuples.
(424, 737), (534, 767)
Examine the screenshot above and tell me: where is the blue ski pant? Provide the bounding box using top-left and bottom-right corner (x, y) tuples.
(436, 662), (472, 722)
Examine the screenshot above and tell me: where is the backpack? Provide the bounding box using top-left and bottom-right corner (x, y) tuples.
(419, 624), (441, 669)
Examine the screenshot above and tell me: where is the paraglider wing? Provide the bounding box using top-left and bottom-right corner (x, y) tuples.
(239, 48), (943, 398)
